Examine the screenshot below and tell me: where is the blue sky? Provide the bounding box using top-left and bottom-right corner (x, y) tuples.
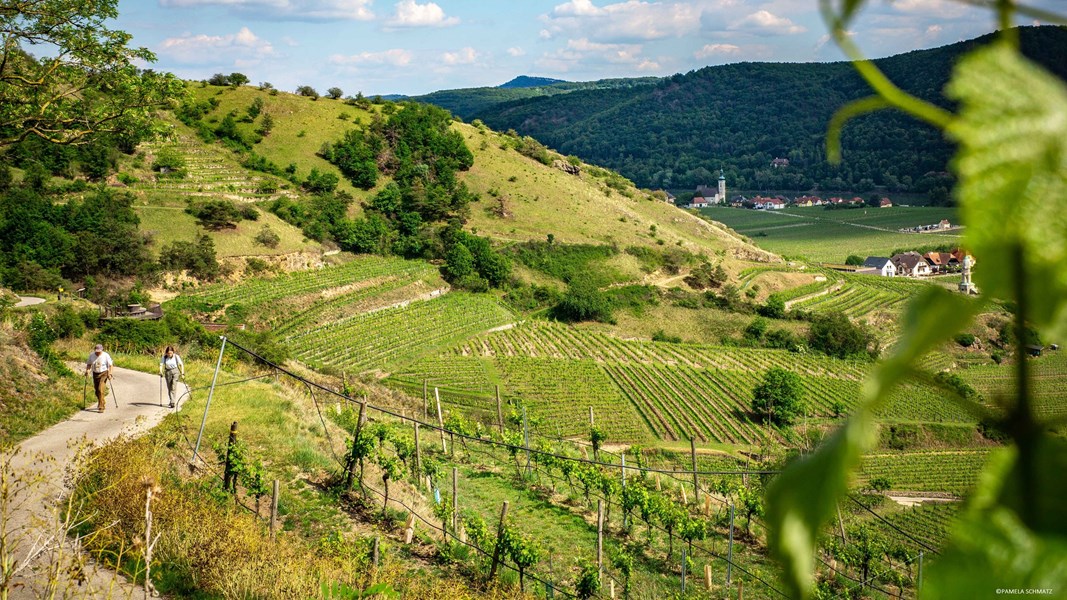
(115, 1), (1059, 96)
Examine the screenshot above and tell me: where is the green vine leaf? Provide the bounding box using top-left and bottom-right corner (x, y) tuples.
(947, 42), (1067, 340)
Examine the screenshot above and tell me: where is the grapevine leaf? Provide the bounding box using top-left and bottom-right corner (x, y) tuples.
(947, 42), (1067, 340)
(766, 287), (983, 599)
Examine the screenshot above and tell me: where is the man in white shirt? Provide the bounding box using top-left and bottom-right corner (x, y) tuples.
(85, 344), (114, 412)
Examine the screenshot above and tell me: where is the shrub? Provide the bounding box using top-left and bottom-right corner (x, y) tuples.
(554, 279), (614, 323)
(845, 255), (865, 266)
(757, 294), (786, 319)
(254, 225), (281, 249)
(955, 333), (976, 347)
(186, 200), (244, 230)
(50, 304), (85, 339)
(807, 311), (878, 359)
(159, 235), (220, 280)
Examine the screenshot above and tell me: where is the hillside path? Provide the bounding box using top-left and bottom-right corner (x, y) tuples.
(6, 365), (189, 599)
(13, 295), (45, 308)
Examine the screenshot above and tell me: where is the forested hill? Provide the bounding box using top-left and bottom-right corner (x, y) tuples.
(462, 26), (1067, 197)
(410, 76), (661, 121)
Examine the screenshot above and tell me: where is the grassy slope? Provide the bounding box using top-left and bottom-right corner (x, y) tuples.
(178, 84), (776, 280)
(457, 124), (774, 270)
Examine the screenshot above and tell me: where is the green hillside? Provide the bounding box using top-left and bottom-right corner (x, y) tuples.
(462, 26), (1067, 195)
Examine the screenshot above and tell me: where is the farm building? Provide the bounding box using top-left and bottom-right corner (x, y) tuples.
(861, 257), (897, 277)
(892, 252), (932, 277)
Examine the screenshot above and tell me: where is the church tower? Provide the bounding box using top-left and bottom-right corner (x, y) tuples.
(717, 168), (726, 204)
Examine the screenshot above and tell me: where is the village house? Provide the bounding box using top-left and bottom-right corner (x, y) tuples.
(770, 157), (790, 168)
(923, 251), (958, 273)
(938, 219), (951, 229)
(861, 257), (897, 277)
(879, 198), (893, 208)
(892, 251), (932, 277)
(793, 195), (822, 207)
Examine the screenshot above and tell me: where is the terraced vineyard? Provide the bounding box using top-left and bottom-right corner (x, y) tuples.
(858, 450), (991, 496)
(495, 357), (650, 441)
(962, 350), (1067, 421)
(390, 355), (496, 395)
(454, 320), (871, 379)
(875, 502), (960, 552)
(193, 255), (433, 308)
(287, 293), (516, 373)
(139, 133), (284, 201)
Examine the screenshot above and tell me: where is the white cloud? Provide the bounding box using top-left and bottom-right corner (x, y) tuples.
(730, 10), (805, 35)
(694, 43), (741, 58)
(330, 49), (414, 67)
(535, 37), (656, 73)
(541, 0), (700, 43)
(507, 47), (526, 57)
(158, 27), (276, 65)
(385, 0), (460, 28)
(159, 0), (374, 21)
(887, 0), (969, 19)
(442, 47), (478, 66)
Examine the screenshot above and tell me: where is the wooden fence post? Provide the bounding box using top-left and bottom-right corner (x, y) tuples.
(435, 387), (447, 453)
(404, 513), (416, 544)
(496, 385), (504, 434)
(423, 379), (428, 418)
(705, 563), (712, 591)
(372, 535), (380, 568)
(223, 421), (238, 492)
(690, 436), (700, 505)
(589, 406), (594, 428)
(488, 501), (510, 581)
(596, 499), (604, 577)
(522, 406), (531, 477)
(727, 504), (735, 585)
(452, 467), (459, 534)
(270, 479), (279, 539)
(738, 578), (744, 600)
(344, 401), (367, 489)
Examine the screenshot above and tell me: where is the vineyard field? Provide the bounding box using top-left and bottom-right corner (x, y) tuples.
(858, 450), (991, 496)
(875, 502), (959, 552)
(287, 293), (516, 373)
(495, 357), (651, 441)
(962, 350), (1067, 421)
(454, 320), (870, 379)
(193, 255), (437, 308)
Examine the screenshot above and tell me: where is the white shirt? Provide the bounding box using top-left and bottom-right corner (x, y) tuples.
(160, 354), (184, 371)
(86, 351), (114, 373)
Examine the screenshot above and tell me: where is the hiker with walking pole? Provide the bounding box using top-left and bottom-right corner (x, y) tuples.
(84, 344), (114, 413)
(159, 345), (185, 409)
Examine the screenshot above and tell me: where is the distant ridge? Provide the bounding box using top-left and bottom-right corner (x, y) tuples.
(499, 76), (568, 89)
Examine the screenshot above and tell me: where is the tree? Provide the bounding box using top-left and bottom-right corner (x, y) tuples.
(845, 254), (865, 266)
(326, 87), (343, 100)
(443, 243), (474, 281)
(0, 0), (180, 147)
(757, 294), (786, 318)
(555, 279), (613, 323)
(752, 367), (804, 426)
(807, 311), (878, 359)
(186, 200), (243, 230)
(227, 72), (249, 87)
(295, 85), (319, 99)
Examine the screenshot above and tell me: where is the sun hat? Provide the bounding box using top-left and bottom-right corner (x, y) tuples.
(94, 344), (103, 351)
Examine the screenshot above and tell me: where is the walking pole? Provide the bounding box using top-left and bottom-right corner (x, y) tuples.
(83, 373), (88, 410)
(159, 371), (163, 407)
(108, 374), (120, 407)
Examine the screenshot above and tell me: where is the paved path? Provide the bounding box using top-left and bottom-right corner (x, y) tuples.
(13, 295), (45, 308)
(5, 366), (189, 599)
